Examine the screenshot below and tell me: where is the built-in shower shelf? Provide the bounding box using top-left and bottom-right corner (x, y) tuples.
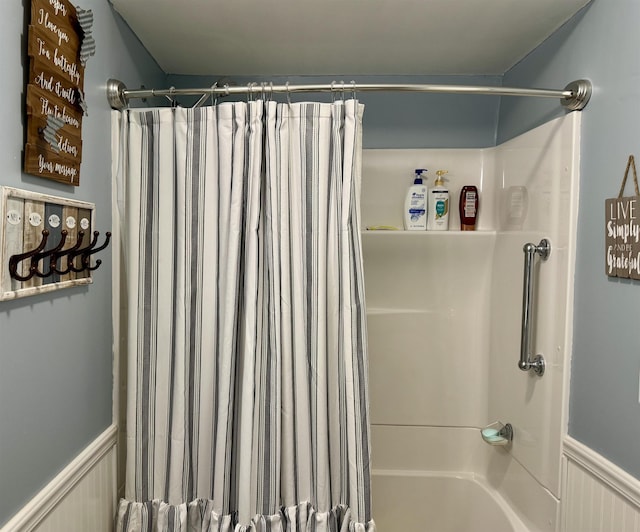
(362, 229), (496, 237)
(366, 308), (432, 315)
(362, 230), (496, 236)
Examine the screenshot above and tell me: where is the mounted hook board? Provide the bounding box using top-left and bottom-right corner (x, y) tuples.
(0, 186), (109, 301)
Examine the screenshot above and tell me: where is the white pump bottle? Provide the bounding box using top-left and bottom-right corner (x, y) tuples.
(403, 169), (428, 230)
(427, 170), (450, 230)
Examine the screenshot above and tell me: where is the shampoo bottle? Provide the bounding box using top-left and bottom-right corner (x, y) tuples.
(428, 170), (450, 231)
(459, 185), (479, 230)
(404, 169), (428, 230)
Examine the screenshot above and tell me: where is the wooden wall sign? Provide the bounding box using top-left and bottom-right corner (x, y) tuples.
(24, 0), (91, 186)
(605, 155), (640, 279)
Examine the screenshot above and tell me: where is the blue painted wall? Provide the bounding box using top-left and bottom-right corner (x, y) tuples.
(0, 1), (165, 526)
(166, 74), (503, 149)
(499, 0), (640, 479)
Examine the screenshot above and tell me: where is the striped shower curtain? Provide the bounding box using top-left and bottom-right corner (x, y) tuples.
(112, 99), (375, 532)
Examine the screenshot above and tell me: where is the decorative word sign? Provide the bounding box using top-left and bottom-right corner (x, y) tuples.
(605, 155), (640, 279)
(24, 0), (93, 186)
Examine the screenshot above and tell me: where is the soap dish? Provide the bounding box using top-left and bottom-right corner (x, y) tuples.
(480, 421), (513, 446)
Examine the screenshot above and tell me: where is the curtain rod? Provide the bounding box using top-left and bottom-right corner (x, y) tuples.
(106, 78), (592, 111)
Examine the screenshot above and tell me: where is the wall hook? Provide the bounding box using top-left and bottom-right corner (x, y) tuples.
(50, 231), (85, 275)
(68, 230), (99, 273)
(32, 230), (68, 278)
(8, 229), (50, 281)
(81, 231), (111, 271)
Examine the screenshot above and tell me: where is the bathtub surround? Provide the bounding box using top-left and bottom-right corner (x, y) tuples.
(112, 102), (373, 531)
(363, 113), (580, 531)
(370, 427), (640, 531)
(371, 427), (542, 531)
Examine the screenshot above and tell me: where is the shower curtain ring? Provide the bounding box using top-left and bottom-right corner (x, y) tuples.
(341, 80), (346, 101)
(331, 80), (336, 102)
(351, 80), (357, 101)
(211, 82), (218, 106)
(166, 86), (177, 107)
(286, 81), (291, 105)
(192, 82), (217, 109)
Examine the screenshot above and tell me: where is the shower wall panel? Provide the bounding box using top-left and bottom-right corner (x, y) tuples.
(362, 149), (495, 430)
(365, 232), (494, 428)
(488, 113), (581, 499)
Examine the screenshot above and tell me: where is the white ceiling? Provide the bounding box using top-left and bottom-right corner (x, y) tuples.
(110, 0), (591, 76)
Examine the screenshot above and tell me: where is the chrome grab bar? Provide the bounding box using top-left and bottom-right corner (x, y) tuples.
(519, 239), (550, 376)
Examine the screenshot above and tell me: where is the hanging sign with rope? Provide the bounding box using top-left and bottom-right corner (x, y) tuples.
(605, 155), (640, 279)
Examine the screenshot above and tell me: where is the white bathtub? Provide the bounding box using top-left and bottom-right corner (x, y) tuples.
(371, 470), (529, 532)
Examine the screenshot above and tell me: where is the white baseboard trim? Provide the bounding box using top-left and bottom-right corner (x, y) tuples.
(1, 424), (118, 532)
(564, 435), (640, 509)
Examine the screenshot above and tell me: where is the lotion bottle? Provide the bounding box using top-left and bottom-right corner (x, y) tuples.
(428, 170), (450, 231)
(403, 169), (428, 230)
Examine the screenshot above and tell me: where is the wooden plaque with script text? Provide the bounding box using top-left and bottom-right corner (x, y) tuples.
(25, 0), (85, 185)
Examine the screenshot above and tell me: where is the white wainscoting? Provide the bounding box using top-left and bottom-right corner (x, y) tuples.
(562, 436), (640, 532)
(2, 425), (117, 532)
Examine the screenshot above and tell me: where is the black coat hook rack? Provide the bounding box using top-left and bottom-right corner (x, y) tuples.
(1, 186), (105, 301)
(8, 229), (111, 282)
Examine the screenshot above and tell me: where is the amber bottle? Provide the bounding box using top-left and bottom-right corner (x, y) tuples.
(459, 185), (479, 231)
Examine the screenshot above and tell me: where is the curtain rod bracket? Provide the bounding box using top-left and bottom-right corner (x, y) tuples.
(561, 79), (592, 111)
(107, 78), (128, 110)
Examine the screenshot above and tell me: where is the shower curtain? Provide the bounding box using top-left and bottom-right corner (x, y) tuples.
(112, 99), (375, 532)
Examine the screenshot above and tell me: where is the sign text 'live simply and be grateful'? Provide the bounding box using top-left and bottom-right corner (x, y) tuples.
(605, 156), (640, 280)
(25, 0), (94, 186)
